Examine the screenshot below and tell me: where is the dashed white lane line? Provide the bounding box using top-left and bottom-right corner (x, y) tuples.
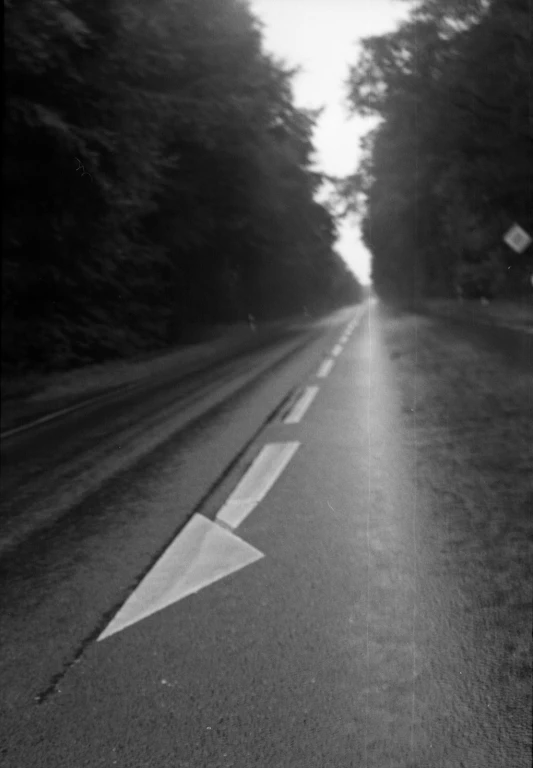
(98, 514), (263, 640)
(347, 304), (366, 331)
(97, 311), (374, 641)
(216, 441), (300, 529)
(98, 311), (375, 640)
(284, 386), (320, 424)
(317, 358), (334, 378)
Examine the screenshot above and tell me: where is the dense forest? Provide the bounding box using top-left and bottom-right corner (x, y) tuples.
(341, 0), (532, 305)
(3, 0), (363, 375)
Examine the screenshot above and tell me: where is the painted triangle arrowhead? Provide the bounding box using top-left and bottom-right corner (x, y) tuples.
(99, 514), (263, 641)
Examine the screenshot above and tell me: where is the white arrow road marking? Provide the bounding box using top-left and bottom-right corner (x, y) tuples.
(98, 514), (263, 641)
(216, 441), (300, 529)
(332, 344), (343, 357)
(316, 358), (334, 378)
(284, 386), (319, 424)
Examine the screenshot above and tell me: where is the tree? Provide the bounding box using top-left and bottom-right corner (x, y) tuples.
(342, 0), (532, 303)
(3, 0), (362, 373)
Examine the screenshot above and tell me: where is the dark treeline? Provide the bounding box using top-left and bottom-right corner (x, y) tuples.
(341, 0), (532, 306)
(3, 0), (362, 374)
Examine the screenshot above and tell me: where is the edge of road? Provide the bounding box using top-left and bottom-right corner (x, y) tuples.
(0, 313), (332, 440)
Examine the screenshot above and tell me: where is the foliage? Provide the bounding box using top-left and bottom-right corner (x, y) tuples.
(2, 0), (362, 373)
(342, 0), (532, 304)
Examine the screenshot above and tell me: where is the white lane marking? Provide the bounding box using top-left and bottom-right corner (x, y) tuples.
(346, 303), (366, 332)
(284, 386), (320, 424)
(317, 358), (334, 378)
(216, 442), (300, 529)
(332, 344), (343, 357)
(98, 514), (263, 640)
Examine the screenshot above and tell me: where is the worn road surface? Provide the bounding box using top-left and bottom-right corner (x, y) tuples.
(1, 301), (531, 767)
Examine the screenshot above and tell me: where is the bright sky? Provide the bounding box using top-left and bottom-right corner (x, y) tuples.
(250, 0), (411, 285)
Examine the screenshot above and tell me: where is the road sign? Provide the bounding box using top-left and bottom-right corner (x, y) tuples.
(503, 223), (532, 254)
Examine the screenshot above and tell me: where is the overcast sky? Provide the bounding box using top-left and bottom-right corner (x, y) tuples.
(250, 0), (411, 285)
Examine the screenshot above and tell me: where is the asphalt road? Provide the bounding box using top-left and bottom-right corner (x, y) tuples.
(1, 301), (531, 767)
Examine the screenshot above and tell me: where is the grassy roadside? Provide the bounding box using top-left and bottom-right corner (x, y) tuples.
(384, 310), (532, 704)
(423, 297), (533, 333)
(2, 324), (251, 402)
